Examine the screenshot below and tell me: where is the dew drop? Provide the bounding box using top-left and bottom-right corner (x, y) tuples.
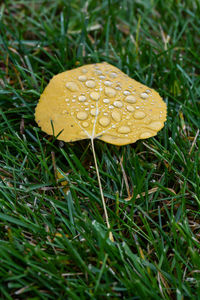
(105, 87), (116, 98)
(90, 92), (100, 101)
(113, 100), (123, 108)
(109, 105), (114, 109)
(125, 95), (137, 103)
(144, 118), (152, 124)
(140, 132), (152, 139)
(86, 80), (96, 88)
(78, 75), (87, 82)
(80, 130), (86, 136)
(111, 111), (121, 122)
(82, 68), (88, 73)
(82, 121), (89, 128)
(76, 112), (88, 120)
(65, 98), (69, 102)
(118, 126), (131, 134)
(99, 75), (106, 79)
(90, 108), (99, 116)
(134, 111), (146, 119)
(123, 90), (131, 95)
(109, 72), (117, 78)
(99, 117), (110, 127)
(72, 99), (76, 102)
(103, 98), (110, 104)
(66, 82), (78, 92)
(147, 121), (163, 131)
(78, 95), (86, 102)
(104, 80), (112, 86)
(141, 92), (149, 99)
(126, 105), (135, 112)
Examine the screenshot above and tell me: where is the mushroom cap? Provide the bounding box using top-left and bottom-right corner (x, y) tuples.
(35, 62), (167, 146)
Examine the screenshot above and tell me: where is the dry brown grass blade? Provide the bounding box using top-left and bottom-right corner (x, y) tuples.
(157, 270), (171, 297)
(189, 129), (199, 155)
(125, 187), (176, 201)
(12, 64), (24, 90)
(120, 155), (131, 200)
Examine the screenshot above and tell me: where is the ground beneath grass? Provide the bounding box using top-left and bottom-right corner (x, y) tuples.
(0, 0), (200, 299)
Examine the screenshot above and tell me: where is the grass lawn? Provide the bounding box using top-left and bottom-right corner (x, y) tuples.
(0, 0), (200, 299)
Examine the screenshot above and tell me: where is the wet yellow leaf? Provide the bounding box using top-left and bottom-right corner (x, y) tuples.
(35, 62), (167, 146)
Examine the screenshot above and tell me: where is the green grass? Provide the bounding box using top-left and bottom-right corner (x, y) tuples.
(0, 0), (200, 299)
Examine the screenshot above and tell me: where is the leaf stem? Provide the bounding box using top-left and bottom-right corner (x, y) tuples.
(91, 138), (114, 242)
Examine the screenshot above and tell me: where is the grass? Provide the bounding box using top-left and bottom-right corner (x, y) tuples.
(0, 0), (200, 299)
